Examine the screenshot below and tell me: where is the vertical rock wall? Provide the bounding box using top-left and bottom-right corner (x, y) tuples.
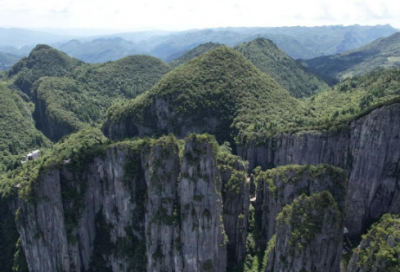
(16, 135), (249, 272)
(238, 103), (400, 237)
(264, 191), (344, 272)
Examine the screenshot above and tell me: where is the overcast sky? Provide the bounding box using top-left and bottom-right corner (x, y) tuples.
(0, 0), (399, 32)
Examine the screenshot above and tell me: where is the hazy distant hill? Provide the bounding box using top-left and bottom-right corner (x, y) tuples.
(240, 33), (316, 59)
(0, 46), (33, 57)
(54, 38), (148, 63)
(144, 25), (397, 61)
(0, 53), (21, 70)
(305, 32), (400, 81)
(253, 24), (397, 57)
(149, 29), (249, 61)
(169, 42), (222, 67)
(0, 25), (396, 64)
(0, 28), (73, 47)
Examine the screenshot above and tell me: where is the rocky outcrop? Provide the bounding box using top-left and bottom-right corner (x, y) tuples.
(102, 94), (223, 142)
(347, 213), (400, 272)
(238, 103), (400, 237)
(255, 164), (347, 247)
(264, 191), (344, 272)
(0, 194), (26, 271)
(220, 160), (249, 271)
(16, 134), (249, 272)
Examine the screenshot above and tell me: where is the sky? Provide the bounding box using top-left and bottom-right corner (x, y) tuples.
(0, 0), (399, 33)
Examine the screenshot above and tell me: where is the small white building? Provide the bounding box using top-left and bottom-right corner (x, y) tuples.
(22, 150), (40, 164)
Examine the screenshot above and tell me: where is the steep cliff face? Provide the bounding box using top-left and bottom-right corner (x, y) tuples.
(347, 214), (400, 272)
(220, 159), (249, 271)
(238, 103), (400, 237)
(264, 191), (344, 272)
(16, 147), (140, 272)
(0, 195), (27, 272)
(15, 133), (249, 272)
(255, 164), (347, 247)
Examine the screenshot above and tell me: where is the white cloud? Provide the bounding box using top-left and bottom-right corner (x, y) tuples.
(0, 0), (399, 31)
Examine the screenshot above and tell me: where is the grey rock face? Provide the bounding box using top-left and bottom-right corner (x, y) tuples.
(238, 103), (400, 237)
(17, 148), (137, 272)
(16, 135), (249, 272)
(264, 191), (344, 272)
(177, 137), (227, 272)
(102, 95), (222, 142)
(220, 160), (249, 271)
(255, 164), (347, 247)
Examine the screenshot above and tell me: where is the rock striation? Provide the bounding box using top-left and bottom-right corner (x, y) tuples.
(264, 191), (344, 272)
(238, 103), (400, 238)
(254, 164), (347, 248)
(15, 133), (249, 272)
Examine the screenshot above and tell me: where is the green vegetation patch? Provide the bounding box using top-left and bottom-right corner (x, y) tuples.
(0, 128), (108, 201)
(257, 164), (348, 211)
(8, 44), (83, 94)
(0, 83), (51, 173)
(276, 191), (341, 254)
(302, 68), (400, 128)
(235, 38), (328, 97)
(106, 46), (306, 142)
(355, 214), (400, 272)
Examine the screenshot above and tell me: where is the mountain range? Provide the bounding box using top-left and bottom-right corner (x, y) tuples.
(0, 26), (400, 272)
(0, 24), (397, 66)
(305, 32), (400, 82)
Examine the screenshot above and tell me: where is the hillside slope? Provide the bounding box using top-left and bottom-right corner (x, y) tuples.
(306, 32), (400, 81)
(0, 83), (50, 172)
(55, 38), (147, 63)
(103, 46), (306, 142)
(31, 55), (171, 141)
(235, 38), (328, 97)
(8, 44), (83, 94)
(6, 45), (172, 142)
(302, 68), (400, 129)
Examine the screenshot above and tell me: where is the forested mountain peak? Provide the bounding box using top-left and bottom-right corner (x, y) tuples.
(9, 44), (81, 76)
(103, 46), (305, 141)
(8, 44), (83, 93)
(234, 37), (328, 97)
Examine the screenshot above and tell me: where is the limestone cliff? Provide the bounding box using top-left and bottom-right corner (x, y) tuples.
(254, 164), (347, 247)
(264, 191), (344, 272)
(238, 103), (400, 238)
(219, 158), (249, 271)
(14, 133), (249, 272)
